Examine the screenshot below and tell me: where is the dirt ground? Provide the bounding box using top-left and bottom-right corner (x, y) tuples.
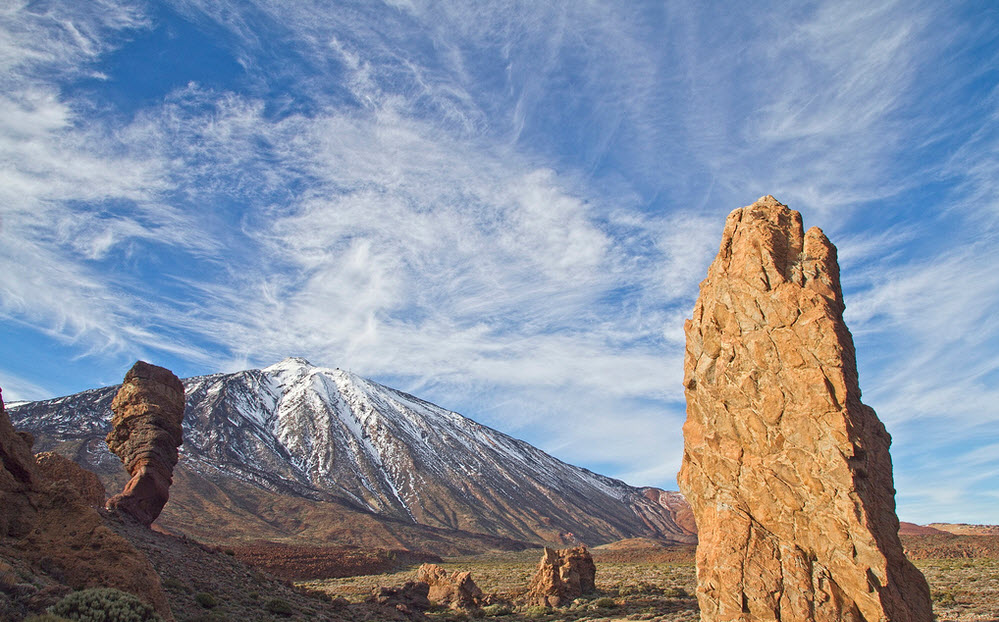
(302, 549), (999, 622)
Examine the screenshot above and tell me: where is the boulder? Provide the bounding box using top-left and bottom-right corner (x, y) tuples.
(415, 563), (483, 610)
(105, 361), (186, 526)
(678, 196), (932, 621)
(368, 581), (431, 619)
(524, 546), (595, 608)
(35, 451), (106, 508)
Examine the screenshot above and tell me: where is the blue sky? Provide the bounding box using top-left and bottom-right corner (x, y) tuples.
(2, 0), (997, 524)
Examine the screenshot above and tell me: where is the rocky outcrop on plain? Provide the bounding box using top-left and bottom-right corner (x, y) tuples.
(105, 361), (186, 526)
(525, 546), (596, 608)
(416, 563), (483, 610)
(678, 196), (932, 621)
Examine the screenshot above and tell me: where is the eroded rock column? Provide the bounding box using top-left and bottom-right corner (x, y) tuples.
(106, 361), (186, 526)
(525, 546), (596, 608)
(678, 196), (932, 621)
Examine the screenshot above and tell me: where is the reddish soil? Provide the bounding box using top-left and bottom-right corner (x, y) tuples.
(899, 522), (949, 536)
(230, 542), (442, 580)
(591, 538), (696, 564)
(902, 534), (999, 560)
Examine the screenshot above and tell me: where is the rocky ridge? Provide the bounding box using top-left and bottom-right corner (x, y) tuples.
(678, 196), (932, 621)
(9, 358), (695, 550)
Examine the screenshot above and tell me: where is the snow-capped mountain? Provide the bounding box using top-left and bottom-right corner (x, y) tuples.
(9, 358), (694, 548)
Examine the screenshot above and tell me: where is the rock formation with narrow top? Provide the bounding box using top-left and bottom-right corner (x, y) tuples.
(416, 563), (483, 611)
(678, 196), (932, 621)
(524, 546), (596, 608)
(106, 361), (186, 526)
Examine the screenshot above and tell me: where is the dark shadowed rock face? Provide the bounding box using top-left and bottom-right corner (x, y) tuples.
(34, 451), (105, 508)
(0, 387), (41, 538)
(105, 361), (186, 526)
(368, 581), (431, 619)
(678, 196), (932, 621)
(525, 546), (596, 608)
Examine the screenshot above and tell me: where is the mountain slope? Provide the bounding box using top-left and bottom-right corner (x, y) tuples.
(9, 358), (694, 548)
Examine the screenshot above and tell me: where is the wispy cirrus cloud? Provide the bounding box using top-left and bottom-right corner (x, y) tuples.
(1, 0), (998, 517)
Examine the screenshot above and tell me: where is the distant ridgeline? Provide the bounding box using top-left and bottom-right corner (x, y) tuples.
(10, 357), (695, 553)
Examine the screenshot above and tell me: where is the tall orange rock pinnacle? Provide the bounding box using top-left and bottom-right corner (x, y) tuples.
(678, 196), (932, 621)
(106, 361), (186, 526)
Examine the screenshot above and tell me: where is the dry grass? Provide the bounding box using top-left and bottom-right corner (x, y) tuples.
(301, 549), (999, 622)
(917, 558), (999, 622)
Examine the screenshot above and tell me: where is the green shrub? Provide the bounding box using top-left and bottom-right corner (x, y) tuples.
(24, 615), (72, 622)
(264, 598), (294, 616)
(194, 592), (218, 609)
(663, 586), (689, 598)
(481, 603), (512, 617)
(161, 577), (188, 592)
(931, 589), (956, 605)
(592, 597), (617, 609)
(49, 587), (162, 622)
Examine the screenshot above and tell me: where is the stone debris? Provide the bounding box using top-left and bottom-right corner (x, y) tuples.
(525, 546), (596, 608)
(678, 196), (932, 621)
(367, 581), (431, 619)
(105, 361), (186, 526)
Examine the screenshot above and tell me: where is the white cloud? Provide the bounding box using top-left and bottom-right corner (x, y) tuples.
(2, 0), (998, 512)
(0, 371), (53, 403)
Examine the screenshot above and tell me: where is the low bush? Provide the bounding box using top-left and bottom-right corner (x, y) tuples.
(49, 587), (162, 622)
(194, 592), (218, 609)
(264, 598), (294, 616)
(161, 577), (188, 592)
(481, 603), (512, 616)
(591, 597), (617, 608)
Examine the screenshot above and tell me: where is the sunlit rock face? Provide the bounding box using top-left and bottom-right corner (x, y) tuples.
(106, 361), (186, 526)
(525, 546), (596, 608)
(678, 196), (932, 622)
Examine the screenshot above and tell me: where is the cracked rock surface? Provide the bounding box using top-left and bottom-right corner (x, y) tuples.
(106, 361), (186, 527)
(678, 196), (932, 621)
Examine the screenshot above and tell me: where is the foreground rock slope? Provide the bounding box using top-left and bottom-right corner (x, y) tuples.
(106, 361), (186, 526)
(11, 358), (695, 549)
(0, 388), (173, 620)
(678, 196), (932, 621)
